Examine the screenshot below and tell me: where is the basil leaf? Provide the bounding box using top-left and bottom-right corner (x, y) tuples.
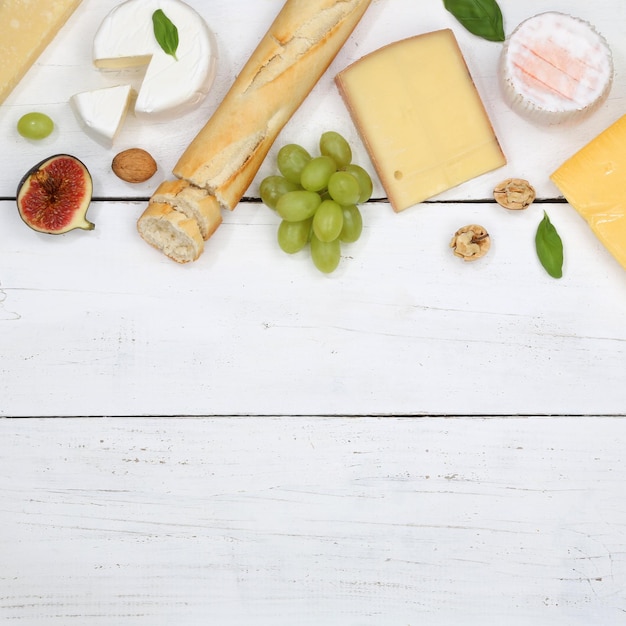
(443, 0), (505, 42)
(535, 211), (564, 279)
(152, 9), (179, 61)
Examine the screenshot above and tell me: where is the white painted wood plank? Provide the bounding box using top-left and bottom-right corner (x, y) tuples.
(3, 0), (626, 417)
(2, 197), (626, 416)
(1, 0), (626, 201)
(2, 416), (626, 624)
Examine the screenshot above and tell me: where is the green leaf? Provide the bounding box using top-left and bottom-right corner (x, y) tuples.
(152, 9), (179, 61)
(535, 211), (564, 279)
(443, 0), (505, 42)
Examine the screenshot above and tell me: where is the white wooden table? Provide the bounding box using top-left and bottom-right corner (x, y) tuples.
(2, 1), (626, 623)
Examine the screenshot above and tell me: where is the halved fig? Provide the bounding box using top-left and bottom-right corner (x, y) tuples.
(16, 154), (94, 234)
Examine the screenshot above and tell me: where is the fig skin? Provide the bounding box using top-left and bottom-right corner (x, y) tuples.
(16, 154), (94, 234)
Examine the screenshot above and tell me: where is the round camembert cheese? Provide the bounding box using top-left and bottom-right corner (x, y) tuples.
(93, 0), (217, 119)
(500, 12), (613, 125)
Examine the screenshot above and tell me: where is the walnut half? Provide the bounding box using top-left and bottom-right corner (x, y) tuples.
(493, 178), (536, 210)
(450, 224), (490, 262)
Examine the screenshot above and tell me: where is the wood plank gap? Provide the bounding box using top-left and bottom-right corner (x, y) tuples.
(2, 413), (625, 419)
(1, 196), (568, 204)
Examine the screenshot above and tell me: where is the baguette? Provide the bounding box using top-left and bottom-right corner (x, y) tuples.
(137, 0), (372, 262)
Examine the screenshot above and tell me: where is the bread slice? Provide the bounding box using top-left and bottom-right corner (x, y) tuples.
(137, 0), (372, 262)
(137, 202), (203, 263)
(150, 179), (222, 240)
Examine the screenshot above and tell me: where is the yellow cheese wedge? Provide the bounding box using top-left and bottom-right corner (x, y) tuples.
(0, 0), (82, 105)
(335, 29), (506, 212)
(551, 114), (626, 271)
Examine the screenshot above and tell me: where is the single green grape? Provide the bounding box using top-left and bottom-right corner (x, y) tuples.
(344, 164), (373, 203)
(300, 155), (337, 192)
(312, 199), (343, 243)
(17, 112), (54, 140)
(320, 131), (352, 169)
(260, 175), (301, 210)
(277, 144), (311, 184)
(310, 233), (341, 273)
(277, 218), (312, 254)
(339, 204), (363, 243)
(276, 190), (321, 222)
(327, 171), (361, 206)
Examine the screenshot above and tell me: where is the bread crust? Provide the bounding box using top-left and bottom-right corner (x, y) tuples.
(173, 0), (373, 208)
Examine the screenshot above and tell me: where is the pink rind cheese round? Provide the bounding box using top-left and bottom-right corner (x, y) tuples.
(500, 12), (613, 125)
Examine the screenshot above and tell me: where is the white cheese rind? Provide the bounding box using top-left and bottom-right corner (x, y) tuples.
(93, 0), (217, 119)
(70, 84), (133, 146)
(500, 12), (613, 125)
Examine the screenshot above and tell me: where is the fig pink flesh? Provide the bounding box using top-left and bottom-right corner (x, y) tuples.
(19, 156), (92, 233)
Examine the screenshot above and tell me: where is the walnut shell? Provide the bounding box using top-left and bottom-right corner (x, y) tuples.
(493, 178), (536, 210)
(112, 148), (157, 183)
(450, 224), (490, 261)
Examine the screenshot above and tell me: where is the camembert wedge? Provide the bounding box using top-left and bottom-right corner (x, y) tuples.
(550, 114), (626, 271)
(335, 29), (506, 212)
(70, 84), (134, 147)
(1, 0), (82, 104)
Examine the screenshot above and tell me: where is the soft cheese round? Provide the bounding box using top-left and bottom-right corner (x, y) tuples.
(500, 12), (613, 125)
(93, 0), (217, 119)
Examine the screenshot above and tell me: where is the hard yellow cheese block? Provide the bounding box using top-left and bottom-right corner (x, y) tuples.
(0, 0), (82, 105)
(551, 114), (626, 271)
(335, 29), (506, 212)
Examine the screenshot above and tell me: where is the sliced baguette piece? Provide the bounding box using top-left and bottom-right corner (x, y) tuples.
(150, 179), (222, 240)
(173, 0), (373, 210)
(137, 202), (203, 263)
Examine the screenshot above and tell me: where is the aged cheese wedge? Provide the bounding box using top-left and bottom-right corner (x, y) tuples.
(500, 12), (613, 125)
(550, 114), (626, 271)
(93, 0), (217, 119)
(335, 30), (506, 212)
(70, 84), (134, 146)
(0, 0), (82, 104)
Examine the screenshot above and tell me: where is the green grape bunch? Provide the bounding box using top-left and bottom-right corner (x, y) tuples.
(259, 131), (373, 274)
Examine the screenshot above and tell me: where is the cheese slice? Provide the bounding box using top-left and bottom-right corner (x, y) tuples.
(551, 114), (626, 271)
(93, 0), (217, 119)
(500, 12), (613, 125)
(0, 0), (82, 104)
(70, 84), (134, 147)
(335, 30), (506, 212)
